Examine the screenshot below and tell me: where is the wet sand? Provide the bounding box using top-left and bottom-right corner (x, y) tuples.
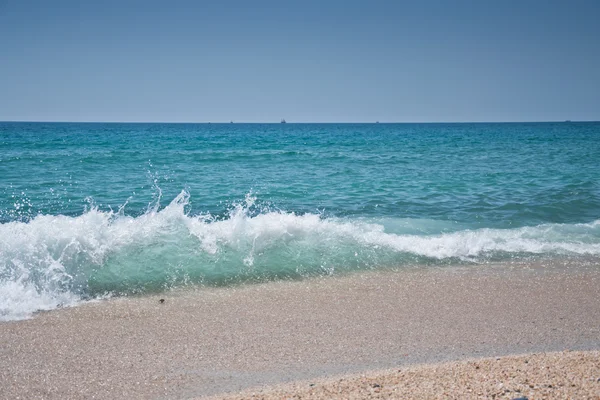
(1, 264), (599, 399)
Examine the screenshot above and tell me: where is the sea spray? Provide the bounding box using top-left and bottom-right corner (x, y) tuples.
(2, 191), (600, 321)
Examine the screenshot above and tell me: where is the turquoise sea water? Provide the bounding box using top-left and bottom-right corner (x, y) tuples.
(1, 122), (600, 320)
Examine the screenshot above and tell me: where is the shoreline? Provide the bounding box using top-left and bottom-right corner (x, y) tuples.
(1, 264), (599, 398)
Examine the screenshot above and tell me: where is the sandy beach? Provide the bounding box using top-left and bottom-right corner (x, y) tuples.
(1, 264), (599, 399)
(211, 351), (600, 399)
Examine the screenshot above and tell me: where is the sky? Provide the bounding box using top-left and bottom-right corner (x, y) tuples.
(0, 0), (599, 122)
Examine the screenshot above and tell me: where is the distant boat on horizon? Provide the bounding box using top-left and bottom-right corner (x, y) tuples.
(280, 119), (286, 124)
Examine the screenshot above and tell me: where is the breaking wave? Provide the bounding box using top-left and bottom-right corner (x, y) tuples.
(1, 191), (599, 321)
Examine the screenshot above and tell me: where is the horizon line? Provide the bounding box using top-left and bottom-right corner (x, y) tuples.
(1, 120), (597, 124)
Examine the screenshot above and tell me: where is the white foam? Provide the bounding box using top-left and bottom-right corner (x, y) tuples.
(0, 279), (79, 321)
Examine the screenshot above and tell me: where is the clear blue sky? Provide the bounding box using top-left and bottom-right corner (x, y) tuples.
(1, 0), (599, 122)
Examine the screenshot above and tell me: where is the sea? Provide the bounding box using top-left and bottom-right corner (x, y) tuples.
(1, 122), (599, 321)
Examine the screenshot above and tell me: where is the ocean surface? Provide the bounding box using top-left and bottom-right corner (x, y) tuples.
(1, 122), (600, 320)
